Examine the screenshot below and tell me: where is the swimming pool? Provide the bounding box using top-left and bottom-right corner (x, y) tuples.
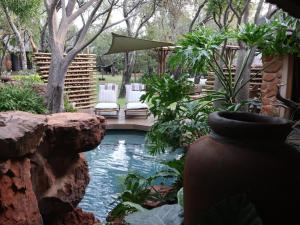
(79, 130), (178, 221)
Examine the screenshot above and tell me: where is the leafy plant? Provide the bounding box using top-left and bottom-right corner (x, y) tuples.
(238, 19), (300, 57)
(110, 173), (168, 219)
(0, 83), (47, 114)
(142, 74), (213, 154)
(64, 96), (77, 112)
(169, 27), (229, 74)
(12, 74), (44, 84)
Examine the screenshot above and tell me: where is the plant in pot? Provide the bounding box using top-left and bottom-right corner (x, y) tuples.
(177, 26), (300, 225)
(237, 17), (300, 116)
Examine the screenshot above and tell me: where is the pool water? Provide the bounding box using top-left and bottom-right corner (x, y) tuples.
(79, 130), (178, 221)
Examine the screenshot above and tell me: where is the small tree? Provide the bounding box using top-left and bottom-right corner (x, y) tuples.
(0, 0), (41, 71)
(44, 0), (139, 113)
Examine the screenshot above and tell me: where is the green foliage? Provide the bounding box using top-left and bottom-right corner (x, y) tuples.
(1, 0), (41, 22)
(0, 83), (47, 114)
(12, 74), (44, 84)
(142, 74), (213, 154)
(238, 19), (300, 57)
(169, 27), (228, 74)
(64, 96), (77, 112)
(141, 74), (193, 117)
(110, 173), (170, 219)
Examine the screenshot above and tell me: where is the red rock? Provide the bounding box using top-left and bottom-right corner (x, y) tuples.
(39, 154), (90, 220)
(0, 158), (43, 225)
(49, 208), (100, 225)
(39, 113), (105, 157)
(0, 111), (46, 159)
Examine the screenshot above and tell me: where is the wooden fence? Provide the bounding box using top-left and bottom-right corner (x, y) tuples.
(203, 67), (263, 98)
(33, 53), (97, 109)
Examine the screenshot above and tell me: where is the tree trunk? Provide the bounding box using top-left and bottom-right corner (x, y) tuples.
(119, 51), (136, 97)
(47, 55), (67, 113)
(3, 7), (27, 70)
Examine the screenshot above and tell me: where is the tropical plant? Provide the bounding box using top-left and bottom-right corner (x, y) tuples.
(142, 74), (213, 154)
(110, 173), (169, 219)
(238, 19), (300, 57)
(171, 27), (260, 110)
(0, 83), (47, 114)
(169, 27), (228, 74)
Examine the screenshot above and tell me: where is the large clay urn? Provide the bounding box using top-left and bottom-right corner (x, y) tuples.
(184, 111), (300, 225)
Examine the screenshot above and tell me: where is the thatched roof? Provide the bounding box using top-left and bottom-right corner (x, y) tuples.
(267, 0), (300, 18)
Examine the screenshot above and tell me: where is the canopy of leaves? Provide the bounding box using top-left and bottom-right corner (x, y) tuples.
(169, 27), (229, 74)
(1, 0), (41, 22)
(238, 19), (300, 56)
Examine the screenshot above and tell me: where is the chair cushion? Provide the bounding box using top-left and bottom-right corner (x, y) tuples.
(99, 89), (117, 103)
(127, 91), (145, 103)
(95, 102), (119, 109)
(126, 102), (148, 110)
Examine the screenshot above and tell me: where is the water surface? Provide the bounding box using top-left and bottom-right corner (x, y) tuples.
(79, 130), (178, 221)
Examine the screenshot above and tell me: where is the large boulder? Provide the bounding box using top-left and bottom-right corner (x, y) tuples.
(0, 111), (46, 159)
(0, 158), (43, 225)
(39, 113), (105, 157)
(39, 154), (90, 220)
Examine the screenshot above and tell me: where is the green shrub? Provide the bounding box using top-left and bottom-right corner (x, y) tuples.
(12, 74), (44, 84)
(64, 96), (77, 112)
(0, 84), (47, 114)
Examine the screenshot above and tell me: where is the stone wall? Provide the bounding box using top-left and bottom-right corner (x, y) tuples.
(261, 55), (294, 117)
(0, 111), (105, 225)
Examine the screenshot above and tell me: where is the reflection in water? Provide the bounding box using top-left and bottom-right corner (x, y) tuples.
(79, 130), (178, 221)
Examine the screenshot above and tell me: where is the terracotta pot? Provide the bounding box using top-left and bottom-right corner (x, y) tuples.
(184, 111), (300, 225)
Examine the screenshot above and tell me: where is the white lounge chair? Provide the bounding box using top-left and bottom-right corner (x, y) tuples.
(125, 83), (149, 118)
(95, 83), (120, 117)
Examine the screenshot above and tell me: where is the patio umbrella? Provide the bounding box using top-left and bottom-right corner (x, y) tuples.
(105, 33), (174, 55)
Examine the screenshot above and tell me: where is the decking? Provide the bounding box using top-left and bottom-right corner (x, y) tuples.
(80, 108), (154, 131)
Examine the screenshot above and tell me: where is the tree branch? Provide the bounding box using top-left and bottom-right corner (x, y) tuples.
(189, 0), (208, 32)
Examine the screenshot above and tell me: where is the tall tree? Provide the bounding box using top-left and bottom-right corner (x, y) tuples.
(0, 0), (41, 71)
(44, 0), (138, 113)
(119, 0), (157, 97)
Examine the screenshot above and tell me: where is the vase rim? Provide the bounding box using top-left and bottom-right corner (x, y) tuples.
(208, 112), (293, 142)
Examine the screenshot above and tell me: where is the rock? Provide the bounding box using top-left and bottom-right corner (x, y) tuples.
(0, 158), (43, 225)
(39, 113), (105, 157)
(49, 208), (100, 225)
(29, 152), (55, 200)
(0, 111), (46, 159)
(39, 154), (90, 220)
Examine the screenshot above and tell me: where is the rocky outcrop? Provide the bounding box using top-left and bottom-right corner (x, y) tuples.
(0, 111), (106, 225)
(0, 111), (46, 159)
(39, 113), (106, 157)
(0, 158), (43, 225)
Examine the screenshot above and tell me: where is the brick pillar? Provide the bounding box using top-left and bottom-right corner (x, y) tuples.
(261, 55), (294, 117)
